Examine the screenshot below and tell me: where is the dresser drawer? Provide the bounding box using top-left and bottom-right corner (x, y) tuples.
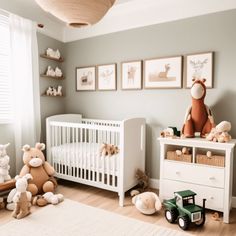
(160, 179), (224, 211)
(163, 160), (224, 188)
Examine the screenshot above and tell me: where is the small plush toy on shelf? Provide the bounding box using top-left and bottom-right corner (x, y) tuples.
(46, 66), (63, 78)
(0, 143), (11, 183)
(160, 127), (181, 138)
(46, 48), (61, 60)
(45, 86), (63, 97)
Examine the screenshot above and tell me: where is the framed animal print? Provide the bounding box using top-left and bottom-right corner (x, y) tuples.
(144, 56), (182, 89)
(186, 52), (214, 88)
(121, 60), (142, 90)
(97, 63), (117, 91)
(76, 66), (96, 91)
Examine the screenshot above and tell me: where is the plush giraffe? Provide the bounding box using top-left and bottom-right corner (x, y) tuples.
(182, 78), (215, 138)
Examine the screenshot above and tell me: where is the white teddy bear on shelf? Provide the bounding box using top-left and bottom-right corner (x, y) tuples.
(0, 143), (11, 183)
(55, 67), (63, 77)
(57, 86), (63, 96)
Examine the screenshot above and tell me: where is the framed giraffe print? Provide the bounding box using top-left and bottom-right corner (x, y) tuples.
(186, 52), (214, 88)
(121, 60), (142, 90)
(144, 56), (182, 89)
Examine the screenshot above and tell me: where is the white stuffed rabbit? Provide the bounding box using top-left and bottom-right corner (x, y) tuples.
(0, 143), (11, 183)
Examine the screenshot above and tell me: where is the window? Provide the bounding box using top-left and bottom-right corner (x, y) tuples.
(0, 12), (12, 124)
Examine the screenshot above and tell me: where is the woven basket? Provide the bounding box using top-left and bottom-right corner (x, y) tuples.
(196, 154), (225, 167)
(166, 151), (192, 163)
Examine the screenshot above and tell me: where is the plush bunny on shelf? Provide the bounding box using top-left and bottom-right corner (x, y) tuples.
(55, 67), (63, 77)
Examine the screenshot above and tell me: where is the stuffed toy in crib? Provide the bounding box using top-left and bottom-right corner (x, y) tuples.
(19, 143), (57, 196)
(100, 143), (119, 157)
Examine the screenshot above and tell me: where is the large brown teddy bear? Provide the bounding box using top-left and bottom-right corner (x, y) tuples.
(20, 143), (57, 196)
(182, 78), (215, 138)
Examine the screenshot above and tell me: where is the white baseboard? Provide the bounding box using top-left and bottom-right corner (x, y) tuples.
(149, 178), (236, 208)
(149, 178), (159, 189)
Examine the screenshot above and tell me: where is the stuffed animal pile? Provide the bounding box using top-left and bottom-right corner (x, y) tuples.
(46, 66), (63, 78)
(46, 86), (63, 96)
(33, 192), (64, 207)
(206, 121), (232, 143)
(12, 174), (32, 219)
(100, 143), (119, 157)
(0, 143), (11, 183)
(46, 48), (61, 59)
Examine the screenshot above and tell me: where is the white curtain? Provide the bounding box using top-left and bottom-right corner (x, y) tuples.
(9, 14), (41, 173)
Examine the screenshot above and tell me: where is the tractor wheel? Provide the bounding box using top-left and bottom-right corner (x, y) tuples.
(195, 216), (206, 227)
(165, 209), (178, 223)
(178, 215), (190, 230)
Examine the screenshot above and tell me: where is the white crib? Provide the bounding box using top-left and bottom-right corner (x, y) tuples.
(46, 114), (146, 206)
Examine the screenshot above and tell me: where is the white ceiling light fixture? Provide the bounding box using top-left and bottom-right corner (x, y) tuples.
(35, 0), (116, 27)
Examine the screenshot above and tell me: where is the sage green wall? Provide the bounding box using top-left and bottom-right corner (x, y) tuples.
(37, 33), (66, 143)
(64, 10), (236, 193)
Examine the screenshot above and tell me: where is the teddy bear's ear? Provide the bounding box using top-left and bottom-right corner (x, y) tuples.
(24, 173), (33, 181)
(202, 78), (206, 83)
(15, 175), (20, 180)
(192, 77), (196, 82)
(35, 143), (46, 151)
(22, 144), (31, 152)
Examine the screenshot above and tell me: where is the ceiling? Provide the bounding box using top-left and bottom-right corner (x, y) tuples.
(0, 0), (235, 42)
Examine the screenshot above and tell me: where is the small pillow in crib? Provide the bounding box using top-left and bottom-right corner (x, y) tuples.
(100, 143), (119, 157)
(132, 192), (162, 215)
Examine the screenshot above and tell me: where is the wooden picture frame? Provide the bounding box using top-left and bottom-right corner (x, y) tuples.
(97, 63), (117, 91)
(186, 52), (214, 88)
(144, 56), (182, 89)
(121, 60), (142, 90)
(76, 66), (96, 91)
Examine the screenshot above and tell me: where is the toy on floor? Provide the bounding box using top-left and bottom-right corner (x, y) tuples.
(132, 192), (162, 215)
(0, 143), (11, 183)
(212, 212), (220, 221)
(130, 169), (149, 196)
(19, 143), (57, 196)
(100, 143), (119, 157)
(182, 78), (215, 138)
(33, 192), (64, 207)
(206, 121), (232, 143)
(12, 174), (32, 219)
(163, 190), (206, 230)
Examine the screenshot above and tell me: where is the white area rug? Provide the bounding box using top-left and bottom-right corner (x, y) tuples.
(0, 199), (191, 236)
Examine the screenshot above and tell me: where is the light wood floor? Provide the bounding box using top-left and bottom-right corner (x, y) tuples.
(1, 180), (236, 236)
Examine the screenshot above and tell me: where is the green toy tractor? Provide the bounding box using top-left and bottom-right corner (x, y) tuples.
(163, 190), (206, 230)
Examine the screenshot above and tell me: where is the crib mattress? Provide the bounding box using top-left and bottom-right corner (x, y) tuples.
(51, 142), (119, 172)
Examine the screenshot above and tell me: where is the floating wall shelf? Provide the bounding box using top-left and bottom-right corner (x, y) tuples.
(40, 54), (64, 62)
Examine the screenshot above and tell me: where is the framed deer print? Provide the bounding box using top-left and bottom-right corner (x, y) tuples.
(186, 52), (214, 88)
(76, 66), (96, 91)
(121, 60), (142, 90)
(97, 63), (117, 91)
(144, 56), (182, 89)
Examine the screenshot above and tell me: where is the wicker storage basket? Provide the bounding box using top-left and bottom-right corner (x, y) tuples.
(166, 151), (192, 163)
(196, 154), (225, 167)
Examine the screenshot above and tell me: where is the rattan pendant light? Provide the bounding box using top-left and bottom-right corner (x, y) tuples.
(35, 0), (116, 27)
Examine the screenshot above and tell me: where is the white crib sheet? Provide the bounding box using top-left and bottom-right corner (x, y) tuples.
(51, 142), (119, 172)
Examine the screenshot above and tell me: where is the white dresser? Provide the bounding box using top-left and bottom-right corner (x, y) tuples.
(158, 137), (235, 223)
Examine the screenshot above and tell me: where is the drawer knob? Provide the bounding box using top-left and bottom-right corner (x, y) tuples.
(176, 171), (180, 175)
(210, 196), (214, 200)
(209, 176), (215, 180)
